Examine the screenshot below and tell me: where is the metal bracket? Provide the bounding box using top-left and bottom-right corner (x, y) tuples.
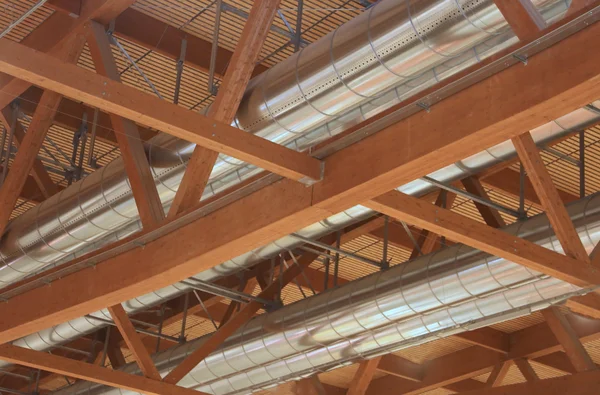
(416, 102), (431, 113)
(513, 53), (528, 65)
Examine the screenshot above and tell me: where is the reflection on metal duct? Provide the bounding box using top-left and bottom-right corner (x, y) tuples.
(57, 193), (600, 395)
(1, 0), (598, 391)
(0, 0), (567, 287)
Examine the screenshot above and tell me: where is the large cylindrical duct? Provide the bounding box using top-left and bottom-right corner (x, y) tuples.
(0, 0), (570, 287)
(2, 0), (599, 376)
(56, 193), (600, 395)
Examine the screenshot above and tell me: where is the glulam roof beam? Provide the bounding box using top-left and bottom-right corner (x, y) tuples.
(481, 168), (578, 209)
(493, 0), (545, 40)
(163, 239), (333, 384)
(0, 38), (322, 183)
(365, 190), (600, 287)
(0, 344), (205, 395)
(459, 369), (600, 395)
(85, 21), (165, 228)
(0, 33), (85, 236)
(0, 110), (58, 201)
(513, 132), (590, 263)
(461, 176), (506, 228)
(0, 12), (598, 344)
(0, 0), (137, 110)
(566, 293), (600, 319)
(347, 357), (382, 395)
(292, 376), (329, 395)
(541, 306), (597, 372)
(107, 304), (162, 380)
(168, 0), (282, 218)
(365, 313), (600, 394)
(486, 361), (512, 387)
(409, 191), (456, 259)
(44, 2), (269, 79)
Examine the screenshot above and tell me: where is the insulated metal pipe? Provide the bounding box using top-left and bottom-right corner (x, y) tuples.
(0, 0), (569, 288)
(56, 193), (600, 395)
(1, 0), (596, 386)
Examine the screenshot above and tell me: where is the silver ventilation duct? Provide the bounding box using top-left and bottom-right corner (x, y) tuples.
(56, 193), (600, 395)
(0, 0), (568, 287)
(1, 0), (598, 388)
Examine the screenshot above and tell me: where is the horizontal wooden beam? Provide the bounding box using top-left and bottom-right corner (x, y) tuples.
(0, 15), (598, 344)
(365, 190), (600, 287)
(44, 2), (269, 78)
(0, 38), (322, 183)
(367, 313), (600, 394)
(376, 355), (423, 382)
(480, 168), (578, 208)
(0, 344), (204, 395)
(458, 369), (600, 395)
(0, 1), (136, 110)
(455, 327), (510, 354)
(566, 293), (600, 319)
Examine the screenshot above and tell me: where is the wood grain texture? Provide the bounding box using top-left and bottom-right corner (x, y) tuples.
(107, 304), (162, 380)
(0, 17), (598, 345)
(513, 132), (590, 263)
(366, 190), (600, 287)
(85, 21), (165, 228)
(541, 306), (597, 372)
(168, 0), (283, 218)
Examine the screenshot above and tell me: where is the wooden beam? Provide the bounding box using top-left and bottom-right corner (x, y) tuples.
(0, 111), (58, 201)
(513, 358), (539, 381)
(541, 306), (596, 372)
(367, 347), (505, 395)
(293, 376), (328, 395)
(376, 355), (423, 382)
(458, 369), (600, 395)
(367, 313), (600, 394)
(168, 0), (281, 218)
(45, 4), (270, 79)
(0, 15), (598, 344)
(0, 38), (322, 183)
(107, 304), (161, 380)
(369, 220), (421, 250)
(455, 327), (510, 354)
(410, 191), (456, 259)
(163, 243), (331, 385)
(493, 0), (545, 40)
(19, 86), (157, 146)
(0, 1), (137, 110)
(567, 0), (597, 17)
(0, 33), (85, 235)
(0, 344), (205, 395)
(85, 21), (165, 228)
(365, 190), (600, 287)
(567, 293), (600, 319)
(106, 327), (126, 369)
(486, 361), (511, 387)
(509, 313), (600, 360)
(512, 132), (590, 263)
(461, 176), (506, 228)
(481, 168), (578, 209)
(347, 357), (382, 395)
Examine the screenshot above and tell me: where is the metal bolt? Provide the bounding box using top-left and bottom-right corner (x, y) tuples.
(212, 133), (216, 137)
(103, 81), (107, 86)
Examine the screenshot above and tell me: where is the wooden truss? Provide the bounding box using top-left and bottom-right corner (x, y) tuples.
(0, 0), (599, 394)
